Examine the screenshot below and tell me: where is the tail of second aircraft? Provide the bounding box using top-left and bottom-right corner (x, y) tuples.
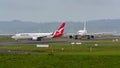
(52, 22), (66, 38)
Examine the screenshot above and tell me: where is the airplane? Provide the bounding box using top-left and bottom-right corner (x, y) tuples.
(69, 22), (117, 39)
(75, 22), (94, 39)
(11, 22), (66, 41)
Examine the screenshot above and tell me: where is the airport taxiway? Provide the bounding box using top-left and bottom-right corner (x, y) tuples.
(0, 37), (120, 46)
(0, 40), (68, 46)
(0, 37), (120, 54)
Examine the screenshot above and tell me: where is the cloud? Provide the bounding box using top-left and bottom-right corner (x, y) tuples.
(0, 0), (120, 22)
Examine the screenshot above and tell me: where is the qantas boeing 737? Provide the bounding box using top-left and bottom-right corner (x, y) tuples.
(11, 22), (66, 41)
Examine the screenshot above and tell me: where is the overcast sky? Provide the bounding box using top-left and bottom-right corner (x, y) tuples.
(0, 0), (120, 22)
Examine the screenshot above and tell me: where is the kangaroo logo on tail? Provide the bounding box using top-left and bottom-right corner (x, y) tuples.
(52, 22), (66, 38)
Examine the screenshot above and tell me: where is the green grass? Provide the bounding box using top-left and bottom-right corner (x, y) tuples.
(1, 41), (120, 54)
(0, 53), (120, 68)
(1, 36), (120, 67)
(0, 36), (14, 42)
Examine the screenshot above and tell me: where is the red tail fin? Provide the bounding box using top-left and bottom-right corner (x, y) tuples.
(52, 22), (66, 38)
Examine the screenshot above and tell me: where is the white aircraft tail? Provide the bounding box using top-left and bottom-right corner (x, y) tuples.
(83, 22), (87, 31)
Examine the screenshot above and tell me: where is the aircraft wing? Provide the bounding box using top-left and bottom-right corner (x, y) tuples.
(89, 31), (117, 35)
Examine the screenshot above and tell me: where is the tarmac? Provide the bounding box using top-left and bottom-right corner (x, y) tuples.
(0, 37), (120, 46)
(0, 40), (68, 46)
(0, 37), (120, 54)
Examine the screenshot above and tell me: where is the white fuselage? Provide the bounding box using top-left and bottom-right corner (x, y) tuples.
(77, 30), (87, 36)
(77, 22), (87, 36)
(11, 33), (52, 40)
